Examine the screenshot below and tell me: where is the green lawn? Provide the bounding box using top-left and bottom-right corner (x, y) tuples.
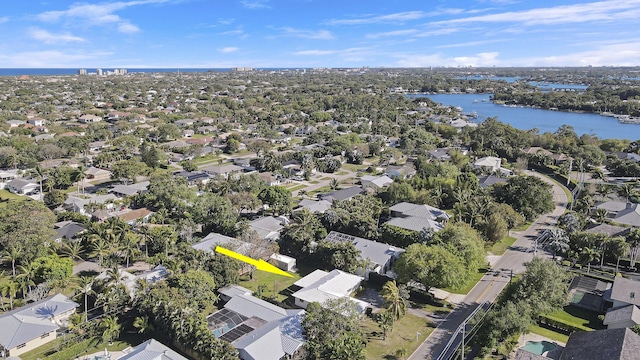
(0, 189), (28, 201)
(363, 312), (434, 360)
(238, 268), (302, 303)
(490, 236), (517, 255)
(529, 324), (569, 343)
(442, 268), (489, 295)
(512, 221), (533, 232)
(546, 305), (604, 330)
(284, 184), (307, 192)
(20, 337), (140, 360)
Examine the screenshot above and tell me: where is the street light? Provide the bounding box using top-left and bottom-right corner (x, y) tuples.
(416, 332), (421, 341)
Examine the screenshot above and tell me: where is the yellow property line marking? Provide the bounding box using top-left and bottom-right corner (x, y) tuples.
(214, 246), (294, 278)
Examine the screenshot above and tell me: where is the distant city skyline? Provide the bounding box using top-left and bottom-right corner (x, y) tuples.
(0, 0), (639, 68)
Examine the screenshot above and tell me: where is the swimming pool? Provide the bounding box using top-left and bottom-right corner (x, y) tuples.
(521, 340), (558, 355)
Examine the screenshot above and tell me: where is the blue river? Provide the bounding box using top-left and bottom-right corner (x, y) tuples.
(410, 93), (640, 140)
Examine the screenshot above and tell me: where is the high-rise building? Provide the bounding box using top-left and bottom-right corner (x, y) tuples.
(97, 68), (103, 76)
(78, 69), (87, 75)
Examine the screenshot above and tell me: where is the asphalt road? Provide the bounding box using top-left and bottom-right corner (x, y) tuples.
(408, 171), (569, 360)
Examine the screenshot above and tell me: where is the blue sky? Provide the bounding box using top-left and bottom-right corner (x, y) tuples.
(0, 0), (639, 68)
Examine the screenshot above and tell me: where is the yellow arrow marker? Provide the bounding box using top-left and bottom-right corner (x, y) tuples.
(215, 246), (294, 278)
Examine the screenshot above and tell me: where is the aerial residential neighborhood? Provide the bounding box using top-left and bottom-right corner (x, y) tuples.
(0, 65), (639, 360)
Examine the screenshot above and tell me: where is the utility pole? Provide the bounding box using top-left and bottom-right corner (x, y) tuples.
(460, 324), (465, 360)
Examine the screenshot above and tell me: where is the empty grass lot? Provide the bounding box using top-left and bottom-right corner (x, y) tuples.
(238, 268), (303, 303)
(362, 312), (434, 360)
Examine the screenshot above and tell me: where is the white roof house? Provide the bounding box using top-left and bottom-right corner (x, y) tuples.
(473, 156), (502, 172)
(360, 174), (394, 191)
(207, 294), (306, 360)
(249, 216), (285, 241)
(116, 338), (187, 360)
(292, 269), (369, 312)
(0, 294), (78, 357)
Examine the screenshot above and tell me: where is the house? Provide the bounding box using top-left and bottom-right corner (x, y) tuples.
(218, 284), (254, 303)
(567, 275), (611, 312)
(477, 174), (509, 189)
(473, 156), (502, 173)
(207, 294), (306, 360)
(0, 294), (78, 357)
(64, 193), (118, 215)
(292, 269), (370, 312)
(613, 204), (640, 227)
(174, 119), (196, 127)
(53, 221), (87, 242)
(117, 208), (154, 225)
(28, 118), (46, 127)
(605, 277), (640, 310)
(88, 140), (109, 153)
(258, 172), (281, 186)
(174, 171), (211, 186)
(96, 266), (169, 297)
(116, 338), (187, 360)
(429, 148), (452, 161)
(198, 125), (216, 134)
(319, 186), (364, 203)
(110, 181), (150, 197)
(361, 175), (394, 191)
(585, 223), (630, 238)
(559, 328), (640, 360)
(604, 305), (640, 329)
(84, 167), (112, 181)
(324, 231), (404, 279)
(386, 202), (451, 233)
(6, 119), (26, 128)
(385, 163), (417, 179)
(248, 216), (286, 241)
(293, 199), (332, 214)
(34, 134), (55, 142)
(201, 163), (244, 179)
(595, 201), (630, 218)
(192, 232), (252, 255)
(78, 114), (102, 123)
(5, 178), (38, 195)
(182, 129), (194, 138)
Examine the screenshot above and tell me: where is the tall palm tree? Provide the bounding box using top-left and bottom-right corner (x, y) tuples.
(77, 276), (94, 321)
(380, 280), (407, 321)
(592, 208), (608, 224)
(0, 275), (19, 310)
(580, 247), (600, 273)
(120, 232), (140, 268)
(2, 246), (23, 278)
(16, 261), (37, 294)
(60, 241), (85, 261)
(90, 237), (112, 269)
(610, 237), (630, 273)
(31, 165), (47, 200)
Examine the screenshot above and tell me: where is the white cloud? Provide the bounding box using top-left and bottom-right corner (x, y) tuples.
(29, 28), (86, 44)
(37, 0), (168, 33)
(294, 47), (370, 57)
(241, 0), (271, 9)
(431, 0), (640, 26)
(0, 16), (9, 24)
(0, 50), (112, 67)
(219, 47), (239, 53)
(281, 28), (334, 40)
(395, 51), (500, 67)
(118, 22), (140, 33)
(327, 11), (426, 25)
(366, 29), (418, 39)
(436, 39), (506, 48)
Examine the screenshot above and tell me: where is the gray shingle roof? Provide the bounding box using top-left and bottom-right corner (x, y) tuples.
(610, 277), (640, 307)
(324, 231), (404, 269)
(604, 305), (640, 327)
(385, 216), (445, 232)
(224, 294), (288, 322)
(560, 328), (640, 360)
(320, 186), (363, 203)
(614, 204), (640, 227)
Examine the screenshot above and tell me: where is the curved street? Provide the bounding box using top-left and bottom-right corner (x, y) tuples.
(408, 171), (569, 360)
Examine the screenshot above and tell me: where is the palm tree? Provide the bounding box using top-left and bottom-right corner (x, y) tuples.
(100, 315), (121, 345)
(31, 165), (47, 200)
(120, 232), (140, 268)
(376, 310), (395, 340)
(619, 184), (634, 203)
(77, 276), (94, 321)
(545, 228), (569, 259)
(592, 208), (608, 224)
(16, 262), (37, 294)
(329, 178), (340, 190)
(133, 316), (154, 334)
(610, 237), (630, 273)
(395, 348), (408, 360)
(580, 247), (600, 273)
(0, 275), (19, 310)
(137, 224), (151, 258)
(2, 246), (23, 278)
(380, 281), (407, 320)
(61, 241), (85, 261)
(90, 237), (112, 269)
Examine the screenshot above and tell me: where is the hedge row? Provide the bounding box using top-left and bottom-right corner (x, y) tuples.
(538, 315), (590, 334)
